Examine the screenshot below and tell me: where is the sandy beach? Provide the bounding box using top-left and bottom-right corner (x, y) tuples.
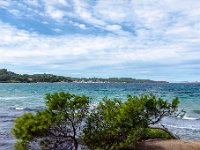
(136, 139), (200, 150)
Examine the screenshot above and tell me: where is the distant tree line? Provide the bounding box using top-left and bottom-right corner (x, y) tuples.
(0, 69), (72, 83)
(0, 69), (168, 83)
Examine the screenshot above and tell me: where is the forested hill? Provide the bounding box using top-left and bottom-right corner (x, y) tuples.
(0, 69), (168, 83)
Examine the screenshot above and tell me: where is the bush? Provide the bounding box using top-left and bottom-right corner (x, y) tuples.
(13, 92), (90, 150)
(82, 94), (184, 149)
(13, 93), (184, 150)
(145, 128), (172, 139)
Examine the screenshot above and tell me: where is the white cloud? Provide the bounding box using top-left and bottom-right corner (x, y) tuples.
(0, 0), (10, 8)
(45, 5), (66, 20)
(8, 9), (22, 17)
(53, 28), (62, 32)
(94, 0), (134, 23)
(57, 0), (68, 6)
(1, 20), (200, 70)
(1, 0), (200, 80)
(25, 0), (39, 7)
(77, 23), (86, 29)
(72, 0), (106, 27)
(106, 25), (121, 31)
(69, 21), (87, 29)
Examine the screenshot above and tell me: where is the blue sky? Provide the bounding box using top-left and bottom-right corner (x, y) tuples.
(0, 0), (200, 82)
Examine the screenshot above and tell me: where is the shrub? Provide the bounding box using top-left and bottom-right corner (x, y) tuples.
(145, 128), (172, 139)
(82, 94), (184, 149)
(13, 93), (183, 150)
(13, 92), (90, 150)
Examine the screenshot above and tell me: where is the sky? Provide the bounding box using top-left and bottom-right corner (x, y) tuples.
(0, 0), (200, 82)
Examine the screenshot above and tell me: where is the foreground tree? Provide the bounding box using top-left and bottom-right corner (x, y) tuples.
(13, 93), (184, 150)
(82, 94), (184, 149)
(13, 92), (90, 150)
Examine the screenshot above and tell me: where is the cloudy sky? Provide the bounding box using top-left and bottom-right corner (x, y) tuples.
(0, 0), (200, 82)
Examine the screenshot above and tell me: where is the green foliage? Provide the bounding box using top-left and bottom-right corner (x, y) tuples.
(125, 95), (181, 125)
(13, 93), (183, 150)
(45, 92), (90, 133)
(13, 92), (90, 150)
(0, 69), (73, 83)
(82, 98), (123, 149)
(145, 128), (172, 139)
(82, 94), (183, 150)
(12, 110), (53, 142)
(14, 141), (28, 150)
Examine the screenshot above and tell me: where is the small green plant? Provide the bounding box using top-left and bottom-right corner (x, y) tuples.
(145, 128), (172, 139)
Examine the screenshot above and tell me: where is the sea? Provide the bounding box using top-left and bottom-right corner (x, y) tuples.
(0, 83), (200, 150)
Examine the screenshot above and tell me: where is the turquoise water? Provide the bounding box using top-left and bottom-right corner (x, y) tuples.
(0, 83), (200, 149)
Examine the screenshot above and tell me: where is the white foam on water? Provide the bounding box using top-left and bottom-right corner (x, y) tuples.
(0, 97), (28, 100)
(183, 116), (199, 120)
(15, 107), (24, 110)
(163, 124), (200, 131)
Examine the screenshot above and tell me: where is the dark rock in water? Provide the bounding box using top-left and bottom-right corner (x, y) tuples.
(23, 106), (46, 111)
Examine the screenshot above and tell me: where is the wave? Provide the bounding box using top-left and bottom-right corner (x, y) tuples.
(15, 107), (24, 110)
(10, 106), (45, 111)
(182, 116), (200, 120)
(0, 96), (28, 100)
(163, 124), (200, 131)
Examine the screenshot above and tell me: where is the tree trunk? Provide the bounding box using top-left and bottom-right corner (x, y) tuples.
(73, 139), (78, 150)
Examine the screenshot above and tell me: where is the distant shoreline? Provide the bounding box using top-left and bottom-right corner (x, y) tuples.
(0, 80), (169, 84)
(0, 68), (168, 84)
(0, 81), (170, 84)
(1, 81), (200, 84)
